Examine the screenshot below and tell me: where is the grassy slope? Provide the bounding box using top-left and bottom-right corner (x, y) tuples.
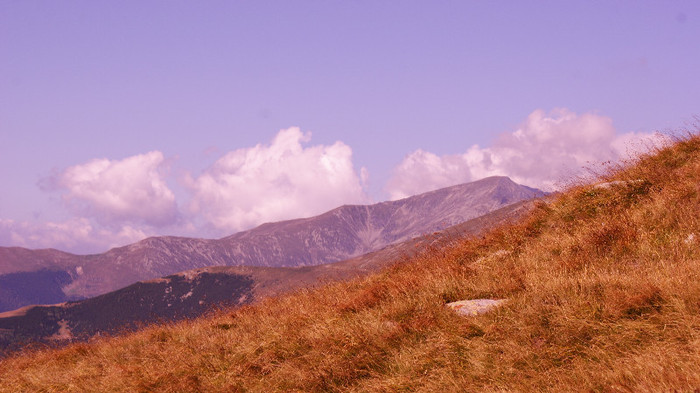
(2, 133), (700, 392)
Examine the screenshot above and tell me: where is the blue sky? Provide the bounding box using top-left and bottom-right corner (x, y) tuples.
(1, 1), (699, 253)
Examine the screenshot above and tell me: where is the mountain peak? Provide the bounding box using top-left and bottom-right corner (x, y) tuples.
(0, 177), (544, 310)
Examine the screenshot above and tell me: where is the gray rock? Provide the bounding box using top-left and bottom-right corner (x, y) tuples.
(593, 179), (644, 190)
(446, 298), (507, 316)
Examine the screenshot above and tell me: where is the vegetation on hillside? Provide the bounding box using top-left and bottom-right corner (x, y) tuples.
(1, 131), (700, 392)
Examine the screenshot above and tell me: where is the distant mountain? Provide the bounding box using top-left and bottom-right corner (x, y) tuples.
(0, 199), (536, 355)
(0, 176), (545, 312)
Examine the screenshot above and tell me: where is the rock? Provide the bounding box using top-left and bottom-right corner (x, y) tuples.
(593, 180), (644, 190)
(685, 233), (696, 244)
(446, 299), (507, 316)
(473, 250), (510, 266)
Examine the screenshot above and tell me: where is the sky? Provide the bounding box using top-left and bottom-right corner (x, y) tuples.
(1, 1), (699, 254)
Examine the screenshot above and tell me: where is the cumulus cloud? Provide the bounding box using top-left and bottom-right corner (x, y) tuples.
(386, 108), (666, 199)
(0, 218), (148, 254)
(186, 127), (368, 233)
(7, 115), (666, 253)
(49, 151), (178, 227)
(2, 129), (370, 251)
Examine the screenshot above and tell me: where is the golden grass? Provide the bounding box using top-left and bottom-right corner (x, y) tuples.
(2, 131), (700, 392)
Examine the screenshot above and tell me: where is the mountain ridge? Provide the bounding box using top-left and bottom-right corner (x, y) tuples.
(0, 200), (536, 355)
(0, 176), (544, 311)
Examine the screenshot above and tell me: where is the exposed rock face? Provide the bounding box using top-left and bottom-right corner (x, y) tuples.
(0, 176), (544, 310)
(216, 176), (542, 268)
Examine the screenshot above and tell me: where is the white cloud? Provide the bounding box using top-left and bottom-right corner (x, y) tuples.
(0, 218), (148, 254)
(51, 151), (178, 227)
(386, 108), (666, 199)
(2, 128), (370, 251)
(187, 127), (368, 233)
(6, 116), (666, 253)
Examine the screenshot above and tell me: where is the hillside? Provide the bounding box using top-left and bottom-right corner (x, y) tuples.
(0, 176), (543, 311)
(0, 200), (534, 356)
(2, 133), (700, 392)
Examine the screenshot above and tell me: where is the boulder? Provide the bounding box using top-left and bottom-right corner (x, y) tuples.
(446, 298), (507, 316)
(593, 179), (644, 190)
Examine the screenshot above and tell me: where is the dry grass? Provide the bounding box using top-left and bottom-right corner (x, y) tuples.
(2, 131), (700, 392)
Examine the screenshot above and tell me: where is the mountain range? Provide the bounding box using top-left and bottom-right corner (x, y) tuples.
(0, 199), (536, 355)
(0, 176), (544, 314)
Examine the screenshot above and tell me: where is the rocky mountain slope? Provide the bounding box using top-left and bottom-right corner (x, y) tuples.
(0, 176), (544, 311)
(0, 200), (535, 355)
